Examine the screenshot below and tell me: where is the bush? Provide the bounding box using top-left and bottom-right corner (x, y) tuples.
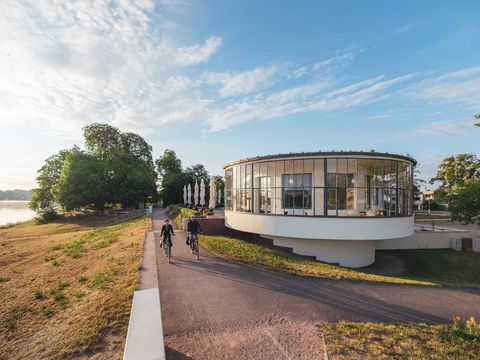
(451, 316), (480, 341)
(202, 208), (214, 216)
(165, 205), (181, 219)
(34, 209), (58, 224)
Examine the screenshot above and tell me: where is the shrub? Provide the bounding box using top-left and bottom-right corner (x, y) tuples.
(34, 210), (58, 224)
(165, 205), (181, 219)
(78, 275), (87, 284)
(33, 289), (44, 300)
(202, 208), (214, 216)
(50, 288), (65, 301)
(43, 307), (54, 316)
(451, 316), (480, 341)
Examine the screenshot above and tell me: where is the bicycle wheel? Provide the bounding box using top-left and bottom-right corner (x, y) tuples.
(195, 239), (199, 260)
(167, 245), (171, 263)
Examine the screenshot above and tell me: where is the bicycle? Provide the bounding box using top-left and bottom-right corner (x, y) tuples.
(187, 232), (200, 260)
(162, 234), (173, 263)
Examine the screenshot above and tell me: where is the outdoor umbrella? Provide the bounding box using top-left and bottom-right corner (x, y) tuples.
(194, 181), (199, 206)
(209, 177), (216, 209)
(187, 183), (192, 206)
(183, 185), (187, 205)
(200, 178), (206, 206)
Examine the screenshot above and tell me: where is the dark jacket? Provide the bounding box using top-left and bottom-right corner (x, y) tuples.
(161, 224), (174, 237)
(187, 219), (201, 234)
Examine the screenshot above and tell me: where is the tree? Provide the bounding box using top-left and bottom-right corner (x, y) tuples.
(30, 148), (76, 220)
(212, 175), (225, 203)
(155, 149), (186, 206)
(474, 114), (480, 127)
(430, 154), (480, 195)
(56, 150), (108, 211)
(184, 164), (209, 185)
(448, 180), (480, 224)
(82, 123), (157, 208)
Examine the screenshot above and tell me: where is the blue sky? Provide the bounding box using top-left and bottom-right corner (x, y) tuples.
(0, 0), (479, 190)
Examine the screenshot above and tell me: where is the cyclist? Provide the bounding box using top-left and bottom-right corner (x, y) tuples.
(186, 215), (201, 246)
(160, 219), (175, 248)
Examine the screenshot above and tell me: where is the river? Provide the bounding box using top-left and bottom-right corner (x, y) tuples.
(0, 201), (35, 226)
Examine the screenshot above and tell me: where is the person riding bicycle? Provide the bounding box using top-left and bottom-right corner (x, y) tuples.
(160, 219), (175, 248)
(186, 215), (201, 245)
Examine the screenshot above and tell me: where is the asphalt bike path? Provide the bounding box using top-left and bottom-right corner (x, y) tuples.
(152, 208), (480, 359)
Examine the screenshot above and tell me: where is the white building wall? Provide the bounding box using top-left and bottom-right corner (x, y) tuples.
(270, 236), (375, 267)
(225, 211), (414, 240)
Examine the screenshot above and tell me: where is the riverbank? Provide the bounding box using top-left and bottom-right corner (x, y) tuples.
(0, 215), (150, 359)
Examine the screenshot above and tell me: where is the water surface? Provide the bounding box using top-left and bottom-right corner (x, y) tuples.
(0, 201), (35, 226)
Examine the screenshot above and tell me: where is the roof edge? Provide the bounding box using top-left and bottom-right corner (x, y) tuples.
(223, 151), (417, 169)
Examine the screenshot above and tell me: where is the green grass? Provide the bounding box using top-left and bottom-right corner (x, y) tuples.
(201, 235), (480, 287)
(200, 235), (431, 286)
(173, 207), (198, 227)
(389, 249), (480, 287)
(323, 320), (480, 359)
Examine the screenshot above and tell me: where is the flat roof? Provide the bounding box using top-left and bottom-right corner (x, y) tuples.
(224, 151), (417, 169)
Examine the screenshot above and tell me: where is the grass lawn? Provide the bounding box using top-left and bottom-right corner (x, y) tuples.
(200, 235), (480, 287)
(322, 321), (480, 359)
(0, 213), (105, 239)
(0, 216), (149, 360)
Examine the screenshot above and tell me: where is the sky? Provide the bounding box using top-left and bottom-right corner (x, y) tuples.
(0, 0), (479, 191)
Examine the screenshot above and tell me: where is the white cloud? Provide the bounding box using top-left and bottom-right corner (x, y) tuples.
(413, 66), (480, 108)
(418, 120), (474, 136)
(312, 49), (359, 72)
(207, 74), (416, 132)
(0, 0), (221, 135)
(204, 65), (279, 97)
(174, 37), (222, 66)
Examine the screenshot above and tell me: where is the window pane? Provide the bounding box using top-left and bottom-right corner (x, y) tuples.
(337, 188), (346, 210)
(327, 188), (336, 210)
(327, 173), (337, 187)
(327, 158), (337, 173)
(338, 158), (347, 174)
(348, 158), (358, 187)
(294, 159), (303, 174)
(357, 159), (366, 187)
(314, 159), (325, 187)
(338, 173), (348, 188)
(285, 160), (293, 174)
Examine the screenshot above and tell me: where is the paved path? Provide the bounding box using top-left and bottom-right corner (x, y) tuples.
(153, 209), (480, 359)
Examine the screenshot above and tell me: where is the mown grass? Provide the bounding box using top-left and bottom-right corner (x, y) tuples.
(200, 235), (480, 287)
(323, 320), (480, 359)
(388, 249), (480, 288)
(0, 215), (150, 360)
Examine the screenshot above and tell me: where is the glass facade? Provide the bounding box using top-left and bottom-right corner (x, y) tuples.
(225, 155), (414, 217)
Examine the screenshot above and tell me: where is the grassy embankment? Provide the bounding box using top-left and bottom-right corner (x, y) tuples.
(200, 235), (480, 287)
(0, 215), (149, 360)
(323, 319), (480, 359)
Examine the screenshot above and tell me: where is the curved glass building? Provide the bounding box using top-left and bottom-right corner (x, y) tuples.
(224, 151), (416, 268)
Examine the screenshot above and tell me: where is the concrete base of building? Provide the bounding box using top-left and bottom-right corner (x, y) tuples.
(267, 236), (375, 268)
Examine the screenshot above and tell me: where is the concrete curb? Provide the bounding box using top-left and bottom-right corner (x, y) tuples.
(124, 231), (165, 360)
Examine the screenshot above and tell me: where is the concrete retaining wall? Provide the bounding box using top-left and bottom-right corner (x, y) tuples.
(375, 231), (459, 250)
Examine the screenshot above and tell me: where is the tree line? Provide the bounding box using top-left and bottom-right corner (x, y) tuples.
(30, 123), (223, 223)
(428, 116), (480, 224)
(0, 189), (32, 201)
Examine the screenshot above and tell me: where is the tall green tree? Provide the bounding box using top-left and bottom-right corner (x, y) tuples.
(185, 164), (209, 185)
(448, 180), (480, 224)
(474, 114), (479, 127)
(155, 149), (186, 206)
(30, 148), (76, 219)
(430, 154), (480, 196)
(82, 123), (157, 208)
(56, 150), (108, 211)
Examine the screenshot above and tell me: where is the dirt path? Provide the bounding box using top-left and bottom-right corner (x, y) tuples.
(153, 209), (480, 359)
